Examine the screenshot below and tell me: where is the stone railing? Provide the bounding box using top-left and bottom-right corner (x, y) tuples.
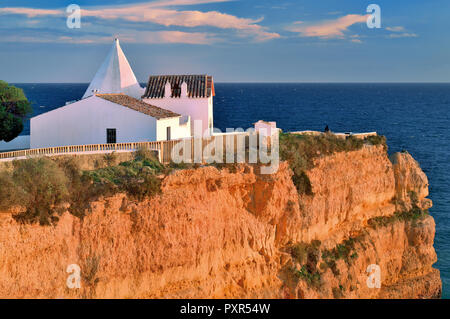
(0, 141), (175, 163)
(0, 132), (252, 164)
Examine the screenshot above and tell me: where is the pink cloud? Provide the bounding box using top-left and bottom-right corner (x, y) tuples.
(80, 4), (278, 41)
(287, 14), (369, 38)
(0, 7), (60, 17)
(149, 0), (231, 6)
(0, 1), (279, 42)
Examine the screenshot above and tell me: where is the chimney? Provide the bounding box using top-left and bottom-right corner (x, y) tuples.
(181, 81), (188, 98)
(164, 81), (172, 98)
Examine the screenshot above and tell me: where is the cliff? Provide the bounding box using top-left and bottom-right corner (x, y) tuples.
(0, 145), (441, 298)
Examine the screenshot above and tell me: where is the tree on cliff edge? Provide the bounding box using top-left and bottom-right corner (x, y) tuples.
(0, 80), (32, 142)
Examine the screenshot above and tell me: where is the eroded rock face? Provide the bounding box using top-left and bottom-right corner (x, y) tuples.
(0, 145), (441, 298)
(390, 151), (432, 210)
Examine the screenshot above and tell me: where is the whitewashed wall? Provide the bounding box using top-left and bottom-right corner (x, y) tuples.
(0, 135), (30, 151)
(143, 96), (213, 136)
(30, 96), (160, 148)
(156, 116), (191, 141)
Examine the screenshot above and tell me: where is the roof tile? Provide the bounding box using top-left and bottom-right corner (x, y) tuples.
(143, 74), (214, 99)
(96, 94), (180, 119)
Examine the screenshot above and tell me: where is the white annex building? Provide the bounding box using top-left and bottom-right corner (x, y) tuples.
(142, 74), (214, 136)
(29, 38), (214, 149)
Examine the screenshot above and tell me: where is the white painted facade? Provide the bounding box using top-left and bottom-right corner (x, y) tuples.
(143, 95), (213, 136)
(30, 96), (184, 149)
(157, 116), (191, 141)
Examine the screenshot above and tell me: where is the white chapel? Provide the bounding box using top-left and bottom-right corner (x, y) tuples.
(29, 38), (214, 149)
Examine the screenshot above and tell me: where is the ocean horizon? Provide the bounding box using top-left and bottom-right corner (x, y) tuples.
(11, 82), (450, 298)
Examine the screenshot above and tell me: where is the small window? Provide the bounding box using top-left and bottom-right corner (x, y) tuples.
(107, 128), (116, 144)
(166, 127), (171, 141)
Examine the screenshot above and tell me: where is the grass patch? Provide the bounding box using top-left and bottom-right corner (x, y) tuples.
(368, 207), (429, 229)
(296, 265), (321, 288)
(369, 190), (429, 228)
(287, 240), (322, 288)
(321, 237), (359, 274)
(290, 240), (321, 267)
(286, 236), (360, 290)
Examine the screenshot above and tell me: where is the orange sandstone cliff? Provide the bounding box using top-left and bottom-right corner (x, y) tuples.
(0, 145), (441, 298)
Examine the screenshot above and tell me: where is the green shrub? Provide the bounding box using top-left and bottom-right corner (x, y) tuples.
(322, 237), (358, 265)
(368, 207), (429, 229)
(0, 153), (168, 223)
(0, 170), (26, 210)
(365, 135), (387, 151)
(11, 157), (69, 225)
(84, 151), (166, 202)
(134, 146), (159, 162)
(296, 265), (321, 288)
(103, 152), (117, 167)
(290, 240), (321, 266)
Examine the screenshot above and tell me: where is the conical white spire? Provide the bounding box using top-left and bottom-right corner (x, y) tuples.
(82, 38), (144, 99)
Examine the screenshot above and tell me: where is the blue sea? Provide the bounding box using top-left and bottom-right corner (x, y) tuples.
(13, 83), (450, 298)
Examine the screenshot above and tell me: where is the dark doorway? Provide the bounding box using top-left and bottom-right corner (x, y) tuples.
(107, 128), (116, 143)
(166, 127), (171, 141)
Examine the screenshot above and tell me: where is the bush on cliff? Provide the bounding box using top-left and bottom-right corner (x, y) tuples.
(0, 171), (27, 211)
(9, 157), (70, 225)
(286, 237), (360, 291)
(0, 153), (166, 225)
(83, 161), (162, 201)
(368, 206), (429, 229)
(69, 152), (163, 217)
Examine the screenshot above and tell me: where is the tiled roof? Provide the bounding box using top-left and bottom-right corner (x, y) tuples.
(143, 74), (214, 99)
(96, 94), (180, 119)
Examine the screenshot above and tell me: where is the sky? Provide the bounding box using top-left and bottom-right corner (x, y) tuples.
(0, 0), (449, 83)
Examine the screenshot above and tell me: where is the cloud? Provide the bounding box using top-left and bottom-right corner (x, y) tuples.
(327, 11), (342, 15)
(148, 0), (231, 6)
(385, 26), (417, 39)
(287, 14), (369, 38)
(349, 34), (362, 43)
(79, 4), (279, 41)
(131, 30), (218, 44)
(386, 26), (405, 32)
(0, 30), (217, 45)
(0, 1), (279, 42)
(0, 7), (60, 17)
(387, 32), (418, 38)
